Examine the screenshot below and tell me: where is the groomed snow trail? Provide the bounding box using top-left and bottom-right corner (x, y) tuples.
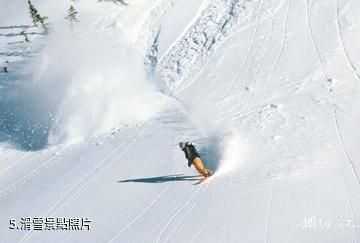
(1, 0), (360, 242)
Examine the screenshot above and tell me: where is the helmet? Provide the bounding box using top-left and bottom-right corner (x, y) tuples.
(179, 142), (186, 150)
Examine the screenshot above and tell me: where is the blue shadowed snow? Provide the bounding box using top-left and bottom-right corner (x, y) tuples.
(0, 72), (55, 150)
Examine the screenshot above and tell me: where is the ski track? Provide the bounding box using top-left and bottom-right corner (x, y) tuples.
(264, 179), (276, 243)
(332, 105), (360, 186)
(331, 103), (359, 243)
(137, 171), (194, 243)
(20, 122), (150, 243)
(164, 203), (198, 242)
(348, 0), (360, 27)
(155, 183), (209, 243)
(108, 182), (173, 243)
(61, 164), (124, 243)
(50, 141), (129, 214)
(262, 148), (285, 243)
(325, 13), (360, 229)
(328, 121), (357, 243)
(189, 224), (206, 243)
(50, 125), (149, 216)
(0, 152), (30, 177)
(266, 0), (291, 90)
(305, 0), (360, 198)
(223, 179), (233, 243)
(109, 165), (205, 242)
(0, 146), (65, 198)
(139, 202), (180, 243)
(254, 15), (276, 90)
(305, 0), (331, 81)
(222, 0), (264, 97)
(335, 0), (360, 81)
(302, 6), (360, 224)
(133, 105), (204, 242)
(88, 136), (187, 242)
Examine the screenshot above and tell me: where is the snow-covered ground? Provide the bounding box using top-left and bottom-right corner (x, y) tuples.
(1, 0), (360, 242)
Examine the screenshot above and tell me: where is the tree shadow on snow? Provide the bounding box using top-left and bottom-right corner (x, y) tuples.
(0, 25), (31, 30)
(117, 174), (202, 184)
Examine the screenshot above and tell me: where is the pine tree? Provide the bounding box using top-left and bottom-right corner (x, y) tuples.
(27, 0), (49, 33)
(37, 14), (49, 33)
(27, 0), (39, 26)
(65, 5), (79, 24)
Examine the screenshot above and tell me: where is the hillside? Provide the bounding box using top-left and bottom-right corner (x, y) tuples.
(1, 0), (360, 242)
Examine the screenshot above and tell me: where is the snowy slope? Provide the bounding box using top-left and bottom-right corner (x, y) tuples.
(2, 0), (360, 242)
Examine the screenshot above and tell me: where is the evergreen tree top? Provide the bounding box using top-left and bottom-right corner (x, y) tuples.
(66, 5), (79, 22)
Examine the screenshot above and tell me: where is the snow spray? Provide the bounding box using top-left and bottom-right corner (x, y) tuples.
(214, 130), (249, 177)
(29, 20), (164, 145)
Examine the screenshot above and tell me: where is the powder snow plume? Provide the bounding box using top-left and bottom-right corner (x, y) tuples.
(180, 95), (250, 177)
(215, 130), (249, 177)
(29, 18), (165, 145)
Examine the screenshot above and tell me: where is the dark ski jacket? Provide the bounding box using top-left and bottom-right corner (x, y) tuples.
(182, 144), (200, 167)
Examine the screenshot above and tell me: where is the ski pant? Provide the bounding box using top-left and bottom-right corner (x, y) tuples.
(192, 157), (212, 177)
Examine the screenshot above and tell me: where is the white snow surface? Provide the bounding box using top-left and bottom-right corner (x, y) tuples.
(1, 0), (360, 242)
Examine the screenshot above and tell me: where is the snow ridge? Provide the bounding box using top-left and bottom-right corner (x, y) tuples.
(157, 0), (260, 93)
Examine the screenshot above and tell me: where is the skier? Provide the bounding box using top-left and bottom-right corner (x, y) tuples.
(179, 142), (213, 177)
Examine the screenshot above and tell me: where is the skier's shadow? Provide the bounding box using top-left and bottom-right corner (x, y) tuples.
(117, 174), (201, 184)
